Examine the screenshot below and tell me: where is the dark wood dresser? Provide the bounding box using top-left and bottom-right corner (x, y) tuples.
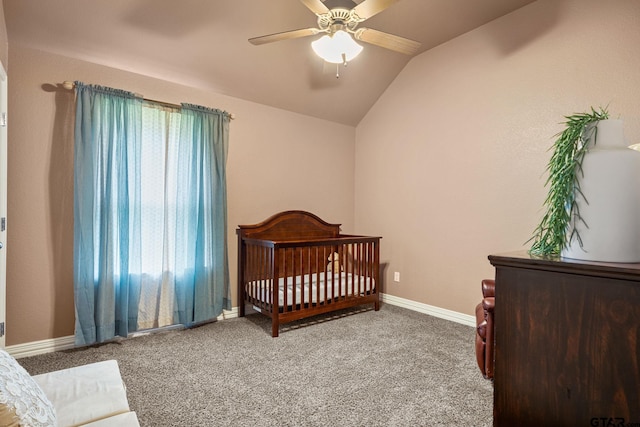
(488, 251), (640, 427)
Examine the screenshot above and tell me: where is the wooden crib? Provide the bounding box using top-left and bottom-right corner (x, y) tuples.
(237, 210), (381, 337)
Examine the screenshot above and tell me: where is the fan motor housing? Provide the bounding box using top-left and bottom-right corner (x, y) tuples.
(317, 8), (362, 31)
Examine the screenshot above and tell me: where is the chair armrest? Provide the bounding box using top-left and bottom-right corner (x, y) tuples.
(33, 360), (131, 427)
(476, 279), (496, 380)
(482, 279), (495, 298)
(475, 302), (487, 338)
(483, 296), (495, 379)
(482, 296), (495, 312)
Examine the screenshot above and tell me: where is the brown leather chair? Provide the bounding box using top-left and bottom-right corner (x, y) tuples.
(475, 279), (495, 380)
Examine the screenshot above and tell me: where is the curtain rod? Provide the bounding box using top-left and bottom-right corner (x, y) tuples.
(61, 81), (235, 119)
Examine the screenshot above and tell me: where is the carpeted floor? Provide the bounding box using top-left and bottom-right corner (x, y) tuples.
(18, 304), (493, 426)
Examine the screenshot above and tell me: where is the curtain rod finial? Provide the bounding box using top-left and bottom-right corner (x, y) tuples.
(62, 81), (74, 90)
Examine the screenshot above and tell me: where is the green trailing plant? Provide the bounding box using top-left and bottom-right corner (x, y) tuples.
(529, 107), (609, 256)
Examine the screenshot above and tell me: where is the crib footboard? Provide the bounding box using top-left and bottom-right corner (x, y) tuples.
(241, 237), (380, 336)
(237, 211), (381, 337)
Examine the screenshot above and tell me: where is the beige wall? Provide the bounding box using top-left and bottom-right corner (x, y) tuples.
(6, 46), (355, 345)
(355, 0), (640, 315)
(7, 0), (640, 346)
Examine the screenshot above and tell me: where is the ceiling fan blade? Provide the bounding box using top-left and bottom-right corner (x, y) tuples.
(299, 0), (330, 15)
(249, 28), (321, 45)
(352, 0), (400, 20)
(354, 28), (421, 55)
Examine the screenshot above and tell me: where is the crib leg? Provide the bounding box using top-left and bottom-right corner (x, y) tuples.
(272, 319), (279, 337)
(239, 302), (245, 318)
(374, 300), (380, 311)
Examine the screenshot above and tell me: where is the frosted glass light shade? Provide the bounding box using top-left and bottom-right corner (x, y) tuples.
(311, 30), (363, 64)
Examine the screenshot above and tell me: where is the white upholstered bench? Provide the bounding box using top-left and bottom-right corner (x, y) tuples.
(1, 350), (140, 427)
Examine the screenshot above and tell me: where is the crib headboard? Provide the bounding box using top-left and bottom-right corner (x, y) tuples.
(237, 210), (341, 241)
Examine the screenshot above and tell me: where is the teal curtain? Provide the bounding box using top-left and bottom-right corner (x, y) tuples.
(74, 83), (143, 345)
(74, 84), (231, 346)
(174, 104), (231, 325)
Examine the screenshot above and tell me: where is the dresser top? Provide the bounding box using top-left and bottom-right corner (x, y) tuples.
(489, 250), (640, 281)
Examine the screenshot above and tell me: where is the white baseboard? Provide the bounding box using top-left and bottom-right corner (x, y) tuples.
(6, 307), (240, 359)
(381, 293), (475, 327)
(6, 301), (470, 358)
(7, 335), (76, 359)
(218, 307), (239, 320)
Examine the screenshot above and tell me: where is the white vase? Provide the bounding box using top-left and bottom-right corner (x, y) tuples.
(561, 119), (640, 263)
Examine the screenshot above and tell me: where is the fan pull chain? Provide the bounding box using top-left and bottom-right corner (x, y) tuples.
(335, 53), (350, 78)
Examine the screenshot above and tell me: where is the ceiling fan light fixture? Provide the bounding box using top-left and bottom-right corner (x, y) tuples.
(311, 30), (363, 64)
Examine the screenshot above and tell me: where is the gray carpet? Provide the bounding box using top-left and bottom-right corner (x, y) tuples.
(18, 304), (493, 426)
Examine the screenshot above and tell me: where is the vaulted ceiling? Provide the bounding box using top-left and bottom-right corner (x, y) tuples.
(3, 0), (535, 126)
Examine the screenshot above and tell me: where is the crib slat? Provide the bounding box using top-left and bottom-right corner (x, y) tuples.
(251, 245), (258, 306)
(265, 245), (271, 309)
(284, 248), (289, 311)
(291, 248), (297, 312)
(349, 242), (354, 296)
(306, 246), (312, 307)
(367, 241), (373, 293)
(366, 242), (370, 293)
(357, 242), (362, 295)
(318, 246), (323, 303)
(345, 243), (351, 297)
(258, 245), (264, 306)
(253, 244), (258, 305)
(315, 246), (321, 305)
(335, 244), (341, 299)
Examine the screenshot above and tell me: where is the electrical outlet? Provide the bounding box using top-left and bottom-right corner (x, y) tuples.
(394, 272), (400, 282)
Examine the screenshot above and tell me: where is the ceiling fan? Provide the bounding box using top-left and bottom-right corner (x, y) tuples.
(249, 0), (421, 66)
